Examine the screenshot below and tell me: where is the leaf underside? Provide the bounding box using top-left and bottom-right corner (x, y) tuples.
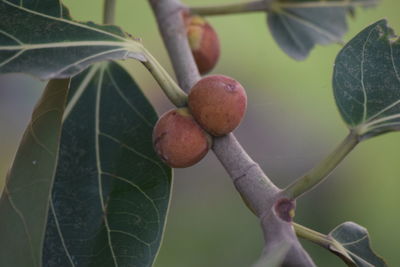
(0, 0), (145, 80)
(329, 222), (387, 267)
(267, 0), (377, 60)
(42, 62), (172, 267)
(0, 79), (70, 267)
(333, 19), (400, 139)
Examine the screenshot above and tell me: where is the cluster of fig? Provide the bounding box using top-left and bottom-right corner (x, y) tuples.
(152, 14), (246, 168)
(153, 75), (247, 168)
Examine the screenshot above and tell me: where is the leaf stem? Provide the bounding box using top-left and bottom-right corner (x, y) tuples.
(142, 48), (188, 107)
(294, 223), (332, 248)
(190, 0), (268, 16)
(103, 0), (116, 24)
(294, 223), (355, 265)
(283, 131), (359, 199)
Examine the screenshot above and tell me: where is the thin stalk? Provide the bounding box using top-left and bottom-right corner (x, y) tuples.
(283, 131), (359, 199)
(103, 0), (116, 24)
(294, 223), (353, 265)
(142, 48), (188, 107)
(294, 223), (332, 248)
(190, 0), (267, 16)
(189, 0), (376, 17)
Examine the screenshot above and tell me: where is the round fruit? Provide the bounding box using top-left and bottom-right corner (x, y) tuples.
(185, 14), (220, 74)
(188, 75), (247, 136)
(153, 108), (211, 168)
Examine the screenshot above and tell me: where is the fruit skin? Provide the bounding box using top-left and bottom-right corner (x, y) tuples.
(185, 15), (220, 74)
(188, 75), (247, 136)
(153, 108), (211, 168)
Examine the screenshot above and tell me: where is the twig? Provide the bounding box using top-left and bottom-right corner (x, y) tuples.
(147, 0), (315, 265)
(283, 131), (359, 199)
(103, 0), (116, 24)
(190, 0), (267, 16)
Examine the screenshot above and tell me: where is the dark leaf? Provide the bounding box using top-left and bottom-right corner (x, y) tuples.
(43, 62), (172, 267)
(0, 79), (70, 267)
(0, 0), (145, 80)
(329, 222), (387, 267)
(333, 19), (400, 139)
(267, 0), (377, 60)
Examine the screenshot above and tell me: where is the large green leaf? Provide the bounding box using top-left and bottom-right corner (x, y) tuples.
(267, 0), (377, 60)
(0, 79), (70, 267)
(42, 62), (172, 267)
(0, 0), (146, 80)
(333, 19), (400, 139)
(329, 222), (386, 267)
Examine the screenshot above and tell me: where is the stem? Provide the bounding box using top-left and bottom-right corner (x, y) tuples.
(148, 0), (315, 265)
(189, 0), (376, 17)
(294, 223), (354, 265)
(142, 49), (188, 107)
(190, 0), (267, 16)
(294, 223), (332, 248)
(283, 131), (359, 199)
(103, 0), (116, 24)
(277, 0), (377, 9)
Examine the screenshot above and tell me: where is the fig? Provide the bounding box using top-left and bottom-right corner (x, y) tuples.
(153, 108), (211, 168)
(188, 75), (247, 136)
(185, 14), (220, 74)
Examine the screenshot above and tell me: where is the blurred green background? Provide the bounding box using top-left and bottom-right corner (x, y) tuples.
(1, 0), (399, 266)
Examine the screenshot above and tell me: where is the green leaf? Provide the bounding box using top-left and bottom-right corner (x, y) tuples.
(333, 19), (400, 139)
(267, 0), (377, 60)
(5, 0), (71, 18)
(0, 79), (70, 267)
(0, 0), (146, 80)
(43, 62), (172, 266)
(328, 222), (387, 267)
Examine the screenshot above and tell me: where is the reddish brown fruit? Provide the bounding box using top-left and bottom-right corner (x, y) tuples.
(188, 75), (247, 136)
(185, 15), (220, 74)
(153, 108), (211, 168)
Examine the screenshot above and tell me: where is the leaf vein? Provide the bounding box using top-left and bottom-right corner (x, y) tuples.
(95, 67), (119, 267)
(105, 67), (154, 128)
(49, 200), (75, 267)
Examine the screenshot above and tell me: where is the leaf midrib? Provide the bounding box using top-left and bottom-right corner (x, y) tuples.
(0, 41), (139, 51)
(3, 0), (128, 42)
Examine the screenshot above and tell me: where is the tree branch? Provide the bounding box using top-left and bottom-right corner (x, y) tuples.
(189, 0), (377, 17)
(147, 0), (315, 265)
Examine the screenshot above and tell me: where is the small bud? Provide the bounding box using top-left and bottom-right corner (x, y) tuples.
(274, 198), (296, 222)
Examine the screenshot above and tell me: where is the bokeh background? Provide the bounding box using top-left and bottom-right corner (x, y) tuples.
(1, 0), (399, 266)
